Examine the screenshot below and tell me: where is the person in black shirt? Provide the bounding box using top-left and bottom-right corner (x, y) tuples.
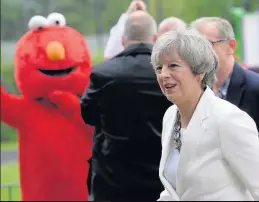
(81, 10), (171, 201)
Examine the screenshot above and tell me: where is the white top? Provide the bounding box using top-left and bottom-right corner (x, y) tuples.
(104, 13), (128, 59)
(163, 128), (185, 190)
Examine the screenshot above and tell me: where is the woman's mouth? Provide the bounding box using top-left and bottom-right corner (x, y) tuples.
(164, 84), (177, 90)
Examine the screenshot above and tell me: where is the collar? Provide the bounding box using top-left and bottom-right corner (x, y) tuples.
(218, 71), (232, 99)
(115, 43), (153, 58)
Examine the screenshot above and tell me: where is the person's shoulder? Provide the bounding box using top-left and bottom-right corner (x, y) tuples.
(91, 58), (121, 76)
(92, 58), (118, 70)
(244, 68), (259, 89)
(210, 96), (256, 128)
(211, 96), (242, 116)
(233, 64), (259, 95)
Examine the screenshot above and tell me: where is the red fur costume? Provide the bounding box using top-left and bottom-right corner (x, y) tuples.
(1, 13), (93, 201)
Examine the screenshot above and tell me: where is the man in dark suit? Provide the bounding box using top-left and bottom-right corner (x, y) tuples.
(80, 11), (171, 201)
(249, 67), (259, 74)
(191, 17), (259, 130)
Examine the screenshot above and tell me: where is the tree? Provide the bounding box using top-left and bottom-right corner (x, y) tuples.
(1, 0), (258, 41)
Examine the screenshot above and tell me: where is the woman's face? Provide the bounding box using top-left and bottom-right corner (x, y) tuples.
(155, 52), (203, 104)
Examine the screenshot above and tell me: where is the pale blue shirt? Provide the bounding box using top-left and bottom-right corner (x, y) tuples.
(218, 72), (232, 99)
(163, 128), (185, 189)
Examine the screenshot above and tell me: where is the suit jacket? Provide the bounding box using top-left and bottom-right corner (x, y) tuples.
(81, 43), (172, 200)
(158, 87), (259, 201)
(249, 67), (259, 74)
(227, 62), (259, 130)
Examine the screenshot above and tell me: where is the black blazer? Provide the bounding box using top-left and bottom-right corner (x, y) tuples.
(80, 43), (171, 200)
(249, 67), (259, 74)
(227, 62), (259, 130)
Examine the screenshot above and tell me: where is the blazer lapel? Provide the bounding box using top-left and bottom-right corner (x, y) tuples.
(159, 107), (180, 200)
(226, 62), (245, 107)
(176, 87), (213, 196)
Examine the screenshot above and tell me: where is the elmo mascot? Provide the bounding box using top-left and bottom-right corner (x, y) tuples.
(1, 13), (93, 201)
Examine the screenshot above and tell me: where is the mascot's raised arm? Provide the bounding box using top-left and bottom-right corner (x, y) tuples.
(1, 13), (94, 201)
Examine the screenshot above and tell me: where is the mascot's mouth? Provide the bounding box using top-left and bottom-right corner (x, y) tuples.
(36, 94), (81, 101)
(38, 66), (76, 76)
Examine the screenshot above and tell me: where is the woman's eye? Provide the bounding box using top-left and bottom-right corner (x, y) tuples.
(168, 64), (178, 68)
(155, 66), (162, 73)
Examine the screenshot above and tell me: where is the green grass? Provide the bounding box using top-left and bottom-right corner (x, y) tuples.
(1, 141), (18, 150)
(0, 162), (20, 201)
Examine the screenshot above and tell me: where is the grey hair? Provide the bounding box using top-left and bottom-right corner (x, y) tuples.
(151, 28), (218, 89)
(123, 12), (157, 42)
(158, 17), (186, 32)
(190, 17), (235, 39)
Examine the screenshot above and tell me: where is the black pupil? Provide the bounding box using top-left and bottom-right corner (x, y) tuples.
(38, 26), (43, 30)
(55, 20), (60, 25)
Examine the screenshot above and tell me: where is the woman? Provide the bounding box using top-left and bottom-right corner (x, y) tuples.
(151, 29), (259, 201)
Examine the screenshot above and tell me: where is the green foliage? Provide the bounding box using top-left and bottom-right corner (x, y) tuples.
(1, 0), (132, 40)
(2, 0), (259, 40)
(1, 62), (18, 142)
(150, 0), (259, 23)
(1, 62), (18, 94)
(92, 51), (104, 65)
(0, 61), (18, 142)
(0, 124), (17, 142)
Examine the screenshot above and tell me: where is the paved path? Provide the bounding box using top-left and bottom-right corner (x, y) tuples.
(1, 149), (18, 164)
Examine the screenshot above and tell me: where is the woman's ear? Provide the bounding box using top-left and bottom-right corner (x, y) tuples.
(197, 73), (205, 83)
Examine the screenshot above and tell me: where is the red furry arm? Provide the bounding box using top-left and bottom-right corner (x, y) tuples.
(48, 91), (94, 135)
(1, 85), (25, 128)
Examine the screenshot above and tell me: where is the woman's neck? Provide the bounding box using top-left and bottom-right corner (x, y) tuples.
(178, 89), (204, 128)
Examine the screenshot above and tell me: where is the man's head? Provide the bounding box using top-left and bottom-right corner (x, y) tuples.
(158, 17), (186, 36)
(190, 17), (236, 87)
(122, 10), (157, 47)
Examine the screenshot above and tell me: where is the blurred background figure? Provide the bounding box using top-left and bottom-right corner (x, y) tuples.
(158, 17), (186, 36)
(190, 17), (259, 130)
(104, 0), (147, 59)
(104, 0), (187, 60)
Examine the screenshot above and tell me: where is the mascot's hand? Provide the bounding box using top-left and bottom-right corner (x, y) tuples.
(48, 90), (95, 134)
(48, 91), (80, 117)
(1, 84), (25, 128)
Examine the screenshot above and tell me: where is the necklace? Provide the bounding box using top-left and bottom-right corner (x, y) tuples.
(173, 91), (204, 152)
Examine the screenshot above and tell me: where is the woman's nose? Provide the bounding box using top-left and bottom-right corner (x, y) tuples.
(160, 66), (171, 78)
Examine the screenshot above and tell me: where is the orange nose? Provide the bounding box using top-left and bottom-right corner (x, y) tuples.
(46, 41), (65, 61)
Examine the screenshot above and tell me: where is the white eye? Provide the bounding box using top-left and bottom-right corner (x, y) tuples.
(47, 13), (66, 26)
(28, 15), (49, 30)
